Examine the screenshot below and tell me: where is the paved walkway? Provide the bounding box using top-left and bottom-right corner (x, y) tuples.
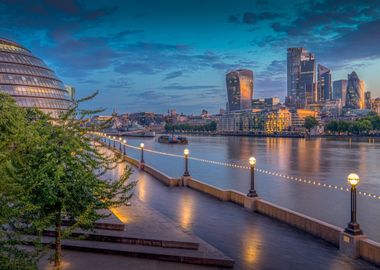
(108, 161), (380, 270)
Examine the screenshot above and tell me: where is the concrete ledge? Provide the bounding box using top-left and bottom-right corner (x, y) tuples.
(360, 238), (380, 266)
(187, 178), (231, 201)
(255, 199), (342, 247)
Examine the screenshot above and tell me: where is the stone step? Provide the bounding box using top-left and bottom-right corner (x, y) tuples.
(31, 236), (234, 268)
(43, 227), (199, 250)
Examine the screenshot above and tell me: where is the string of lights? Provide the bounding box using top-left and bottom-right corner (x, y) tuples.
(95, 134), (380, 201)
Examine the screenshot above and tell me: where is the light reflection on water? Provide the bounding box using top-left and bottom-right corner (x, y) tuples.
(112, 135), (380, 242)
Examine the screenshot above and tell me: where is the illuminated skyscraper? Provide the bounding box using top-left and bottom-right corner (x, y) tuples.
(346, 71), (365, 109)
(317, 64), (332, 102)
(287, 48), (316, 108)
(332, 80), (347, 104)
(0, 38), (71, 117)
(226, 69), (254, 112)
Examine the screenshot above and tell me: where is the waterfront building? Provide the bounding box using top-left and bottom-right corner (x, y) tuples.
(317, 64), (332, 102)
(345, 71), (365, 109)
(226, 69), (254, 112)
(0, 38), (72, 117)
(365, 91), (372, 110)
(264, 108), (292, 133)
(252, 97), (281, 110)
(217, 111), (264, 132)
(291, 109), (320, 131)
(332, 80), (347, 105)
(287, 47), (316, 108)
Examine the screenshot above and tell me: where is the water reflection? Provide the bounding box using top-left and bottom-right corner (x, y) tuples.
(178, 192), (194, 231)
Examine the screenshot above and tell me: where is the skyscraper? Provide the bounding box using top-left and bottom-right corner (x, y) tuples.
(332, 80), (347, 105)
(345, 71), (365, 109)
(365, 91), (372, 110)
(226, 69), (254, 112)
(317, 64), (332, 102)
(287, 48), (316, 108)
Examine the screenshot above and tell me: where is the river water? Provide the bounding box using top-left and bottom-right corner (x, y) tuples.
(111, 135), (380, 242)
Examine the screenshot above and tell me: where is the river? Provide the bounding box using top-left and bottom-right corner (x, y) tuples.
(111, 135), (380, 242)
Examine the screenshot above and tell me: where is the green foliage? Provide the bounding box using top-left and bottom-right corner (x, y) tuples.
(326, 115), (377, 135)
(0, 92), (136, 269)
(304, 116), (319, 131)
(165, 121), (217, 132)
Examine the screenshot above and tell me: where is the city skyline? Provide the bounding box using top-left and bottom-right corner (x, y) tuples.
(1, 0), (380, 114)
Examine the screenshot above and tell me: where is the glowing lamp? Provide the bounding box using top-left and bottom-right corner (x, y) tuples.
(347, 173), (360, 187)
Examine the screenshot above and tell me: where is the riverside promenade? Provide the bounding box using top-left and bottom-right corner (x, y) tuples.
(102, 147), (379, 270)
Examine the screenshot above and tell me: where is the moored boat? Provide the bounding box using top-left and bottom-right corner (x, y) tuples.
(158, 135), (188, 144)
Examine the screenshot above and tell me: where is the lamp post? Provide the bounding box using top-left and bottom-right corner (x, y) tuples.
(140, 143), (145, 164)
(119, 137), (122, 151)
(183, 148), (190, 177)
(345, 173), (362, 235)
(247, 157), (258, 197)
(107, 136), (111, 148)
(123, 139), (127, 155)
(113, 136), (116, 148)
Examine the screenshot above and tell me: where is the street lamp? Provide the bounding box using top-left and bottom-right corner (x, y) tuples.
(183, 148), (190, 177)
(107, 135), (111, 148)
(113, 136), (116, 148)
(247, 157), (258, 197)
(345, 173), (362, 235)
(119, 137), (122, 151)
(123, 139), (127, 155)
(140, 143), (145, 164)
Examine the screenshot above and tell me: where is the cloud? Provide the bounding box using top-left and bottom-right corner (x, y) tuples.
(162, 83), (220, 90)
(229, 11), (280, 25)
(163, 71), (183, 80)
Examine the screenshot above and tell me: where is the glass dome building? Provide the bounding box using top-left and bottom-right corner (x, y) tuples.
(0, 38), (72, 118)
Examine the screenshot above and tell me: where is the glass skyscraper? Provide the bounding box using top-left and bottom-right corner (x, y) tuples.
(287, 48), (316, 108)
(346, 71), (365, 109)
(0, 38), (71, 118)
(226, 69), (254, 112)
(332, 80), (347, 105)
(317, 64), (332, 102)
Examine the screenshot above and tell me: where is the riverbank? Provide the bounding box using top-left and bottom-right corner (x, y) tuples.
(164, 131), (380, 139)
(101, 143), (380, 269)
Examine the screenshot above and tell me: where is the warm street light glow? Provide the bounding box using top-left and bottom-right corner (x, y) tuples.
(113, 136), (116, 139)
(348, 173), (360, 187)
(249, 157), (256, 166)
(140, 143), (144, 148)
(184, 148), (189, 156)
(119, 137), (122, 141)
(123, 139), (126, 143)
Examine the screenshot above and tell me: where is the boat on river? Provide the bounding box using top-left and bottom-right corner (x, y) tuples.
(158, 135), (188, 144)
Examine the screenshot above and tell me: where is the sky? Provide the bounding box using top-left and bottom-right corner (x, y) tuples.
(1, 0), (380, 114)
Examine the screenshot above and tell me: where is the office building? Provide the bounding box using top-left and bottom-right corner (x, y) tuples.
(345, 71), (365, 109)
(226, 69), (254, 112)
(287, 48), (316, 108)
(317, 64), (332, 102)
(0, 38), (72, 117)
(332, 80), (347, 104)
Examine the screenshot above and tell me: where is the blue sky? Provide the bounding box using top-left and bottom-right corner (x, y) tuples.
(1, 0), (380, 114)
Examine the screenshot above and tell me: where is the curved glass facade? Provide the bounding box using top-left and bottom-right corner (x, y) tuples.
(0, 38), (71, 118)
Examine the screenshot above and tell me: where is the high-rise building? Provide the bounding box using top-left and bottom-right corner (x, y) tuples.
(287, 48), (316, 108)
(365, 91), (372, 110)
(65, 85), (75, 99)
(332, 80), (347, 105)
(0, 38), (72, 117)
(345, 71), (365, 109)
(317, 64), (332, 102)
(226, 69), (254, 112)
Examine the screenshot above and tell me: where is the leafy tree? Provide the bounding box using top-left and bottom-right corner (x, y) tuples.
(0, 93), (136, 269)
(304, 116), (319, 132)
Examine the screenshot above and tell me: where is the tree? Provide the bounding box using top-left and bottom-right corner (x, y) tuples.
(0, 92), (136, 269)
(0, 94), (42, 270)
(304, 116), (319, 132)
